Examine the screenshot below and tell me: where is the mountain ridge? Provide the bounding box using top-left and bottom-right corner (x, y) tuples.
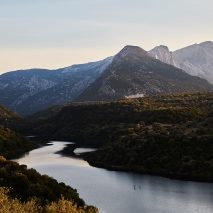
(0, 57), (113, 116)
(0, 41), (213, 116)
(76, 45), (213, 102)
(149, 41), (213, 84)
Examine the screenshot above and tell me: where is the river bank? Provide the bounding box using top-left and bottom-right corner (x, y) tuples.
(14, 141), (213, 213)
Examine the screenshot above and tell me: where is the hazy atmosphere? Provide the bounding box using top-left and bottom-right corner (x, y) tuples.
(0, 0), (212, 73)
(0, 1), (213, 213)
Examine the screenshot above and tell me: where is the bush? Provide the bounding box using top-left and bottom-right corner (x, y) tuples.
(0, 187), (98, 213)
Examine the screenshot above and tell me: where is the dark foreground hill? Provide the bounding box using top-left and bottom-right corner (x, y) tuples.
(28, 93), (213, 181)
(0, 125), (35, 159)
(0, 105), (35, 158)
(0, 99), (97, 212)
(0, 157), (97, 212)
(0, 104), (20, 127)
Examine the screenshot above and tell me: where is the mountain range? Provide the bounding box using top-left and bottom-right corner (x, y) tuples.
(0, 57), (112, 116)
(77, 45), (212, 101)
(0, 41), (213, 116)
(149, 41), (213, 83)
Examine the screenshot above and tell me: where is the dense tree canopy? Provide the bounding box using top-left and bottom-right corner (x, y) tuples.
(28, 93), (213, 181)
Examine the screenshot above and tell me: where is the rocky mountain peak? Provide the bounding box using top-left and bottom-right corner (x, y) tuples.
(149, 45), (175, 66)
(173, 41), (213, 83)
(199, 41), (213, 47)
(152, 45), (170, 51)
(1, 41), (213, 116)
(114, 45), (148, 62)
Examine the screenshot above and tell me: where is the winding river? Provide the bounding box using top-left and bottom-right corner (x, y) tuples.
(15, 141), (213, 213)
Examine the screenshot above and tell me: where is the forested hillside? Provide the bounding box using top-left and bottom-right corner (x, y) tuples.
(0, 157), (97, 212)
(29, 93), (213, 181)
(0, 105), (35, 159)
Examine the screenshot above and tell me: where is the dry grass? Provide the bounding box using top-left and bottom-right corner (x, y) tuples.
(0, 188), (98, 213)
(46, 198), (98, 213)
(0, 188), (39, 213)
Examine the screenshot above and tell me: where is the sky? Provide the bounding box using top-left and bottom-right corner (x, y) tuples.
(0, 0), (212, 73)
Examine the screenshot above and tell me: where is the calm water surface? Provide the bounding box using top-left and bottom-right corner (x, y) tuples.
(15, 142), (213, 213)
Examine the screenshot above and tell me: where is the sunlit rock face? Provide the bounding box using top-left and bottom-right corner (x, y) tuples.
(173, 41), (213, 84)
(149, 41), (213, 84)
(149, 45), (176, 66)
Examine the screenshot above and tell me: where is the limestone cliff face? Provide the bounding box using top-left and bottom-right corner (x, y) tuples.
(173, 41), (213, 84)
(149, 41), (213, 84)
(149, 45), (176, 66)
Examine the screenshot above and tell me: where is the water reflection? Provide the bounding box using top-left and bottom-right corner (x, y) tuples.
(15, 141), (213, 213)
(74, 148), (97, 155)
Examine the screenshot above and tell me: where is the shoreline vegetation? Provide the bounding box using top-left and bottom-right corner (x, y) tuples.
(0, 105), (98, 212)
(0, 93), (213, 212)
(0, 156), (98, 213)
(60, 142), (213, 183)
(0, 125), (37, 160)
(29, 93), (213, 182)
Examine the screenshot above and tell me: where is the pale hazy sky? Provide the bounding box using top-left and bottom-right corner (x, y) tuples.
(0, 0), (212, 73)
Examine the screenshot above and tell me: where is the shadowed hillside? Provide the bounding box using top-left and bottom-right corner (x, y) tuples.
(0, 157), (98, 212)
(28, 93), (213, 181)
(77, 46), (213, 102)
(0, 105), (35, 159)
